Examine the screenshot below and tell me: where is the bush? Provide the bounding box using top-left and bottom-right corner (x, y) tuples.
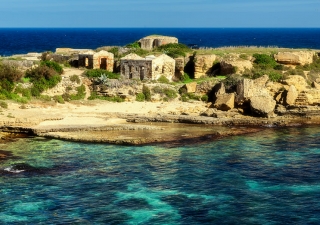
(0, 101), (8, 109)
(53, 95), (65, 104)
(181, 73), (192, 82)
(152, 86), (164, 94)
(136, 93), (145, 102)
(40, 60), (63, 74)
(70, 75), (81, 84)
(88, 92), (124, 102)
(126, 41), (140, 48)
(0, 62), (24, 82)
(163, 88), (177, 100)
(253, 53), (277, 69)
(85, 69), (120, 79)
(201, 95), (209, 102)
(156, 43), (191, 58)
(26, 65), (59, 81)
(157, 75), (170, 84)
(63, 85), (86, 101)
(268, 71), (283, 82)
(142, 85), (151, 101)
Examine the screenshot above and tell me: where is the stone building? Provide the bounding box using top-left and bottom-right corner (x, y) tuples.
(120, 53), (175, 81)
(138, 35), (178, 50)
(78, 50), (114, 71)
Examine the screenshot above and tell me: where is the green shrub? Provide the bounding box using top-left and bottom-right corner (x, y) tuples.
(88, 92), (124, 102)
(253, 53), (277, 69)
(70, 75), (81, 84)
(181, 73), (192, 82)
(201, 95), (209, 102)
(152, 86), (164, 94)
(0, 101), (8, 109)
(268, 71), (283, 82)
(163, 88), (177, 100)
(0, 62), (24, 82)
(40, 60), (63, 74)
(126, 41), (140, 48)
(63, 85), (86, 101)
(142, 85), (151, 101)
(136, 93), (145, 102)
(156, 43), (191, 58)
(85, 69), (120, 79)
(157, 75), (170, 84)
(53, 95), (65, 104)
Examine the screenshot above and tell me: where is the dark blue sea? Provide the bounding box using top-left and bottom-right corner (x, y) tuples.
(0, 28), (320, 56)
(1, 126), (320, 224)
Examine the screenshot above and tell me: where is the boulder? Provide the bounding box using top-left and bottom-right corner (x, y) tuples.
(235, 79), (254, 104)
(286, 85), (299, 105)
(194, 54), (216, 78)
(250, 96), (276, 117)
(175, 57), (185, 79)
(282, 75), (308, 92)
(220, 55), (253, 75)
(213, 93), (235, 111)
(274, 51), (315, 65)
(185, 82), (197, 93)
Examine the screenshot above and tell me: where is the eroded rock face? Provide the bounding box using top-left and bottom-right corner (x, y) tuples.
(138, 35), (178, 50)
(214, 93), (235, 111)
(283, 75), (308, 92)
(286, 85), (299, 105)
(194, 54), (216, 78)
(274, 51), (315, 65)
(250, 96), (276, 117)
(185, 82), (197, 93)
(220, 55), (253, 75)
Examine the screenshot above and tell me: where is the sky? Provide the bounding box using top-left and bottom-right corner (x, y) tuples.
(0, 0), (319, 28)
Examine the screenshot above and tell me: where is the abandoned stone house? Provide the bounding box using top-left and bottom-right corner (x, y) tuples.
(120, 53), (175, 81)
(78, 50), (114, 71)
(138, 35), (178, 50)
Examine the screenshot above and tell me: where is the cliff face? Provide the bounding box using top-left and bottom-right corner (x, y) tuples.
(274, 51), (316, 65)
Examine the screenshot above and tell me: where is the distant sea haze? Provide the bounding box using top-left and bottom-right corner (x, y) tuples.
(0, 28), (319, 56)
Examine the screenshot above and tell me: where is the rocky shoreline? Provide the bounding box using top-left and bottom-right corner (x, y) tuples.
(0, 101), (319, 145)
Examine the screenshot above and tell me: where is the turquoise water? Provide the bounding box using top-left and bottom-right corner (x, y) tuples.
(1, 126), (320, 224)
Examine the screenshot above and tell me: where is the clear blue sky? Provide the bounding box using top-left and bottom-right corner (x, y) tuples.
(0, 0), (319, 28)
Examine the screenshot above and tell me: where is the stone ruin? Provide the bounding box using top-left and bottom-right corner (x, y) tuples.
(78, 50), (114, 71)
(138, 35), (178, 50)
(120, 53), (175, 81)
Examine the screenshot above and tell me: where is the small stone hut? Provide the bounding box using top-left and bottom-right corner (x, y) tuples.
(78, 50), (114, 71)
(138, 35), (178, 50)
(120, 53), (175, 81)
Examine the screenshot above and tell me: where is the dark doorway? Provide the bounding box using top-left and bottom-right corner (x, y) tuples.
(140, 67), (145, 80)
(100, 58), (107, 69)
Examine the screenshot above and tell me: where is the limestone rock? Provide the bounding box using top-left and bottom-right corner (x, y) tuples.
(220, 55), (253, 75)
(253, 75), (269, 87)
(194, 54), (216, 78)
(250, 96), (276, 117)
(185, 82), (197, 93)
(236, 79), (254, 104)
(312, 81), (320, 90)
(213, 93), (235, 111)
(215, 82), (226, 96)
(138, 35), (178, 50)
(274, 51), (315, 65)
(201, 108), (217, 117)
(175, 57), (185, 79)
(282, 75), (308, 92)
(286, 85), (299, 105)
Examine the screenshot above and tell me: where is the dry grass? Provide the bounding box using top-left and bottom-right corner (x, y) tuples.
(195, 46), (317, 56)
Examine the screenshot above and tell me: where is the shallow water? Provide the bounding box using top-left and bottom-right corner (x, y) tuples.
(1, 126), (320, 224)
